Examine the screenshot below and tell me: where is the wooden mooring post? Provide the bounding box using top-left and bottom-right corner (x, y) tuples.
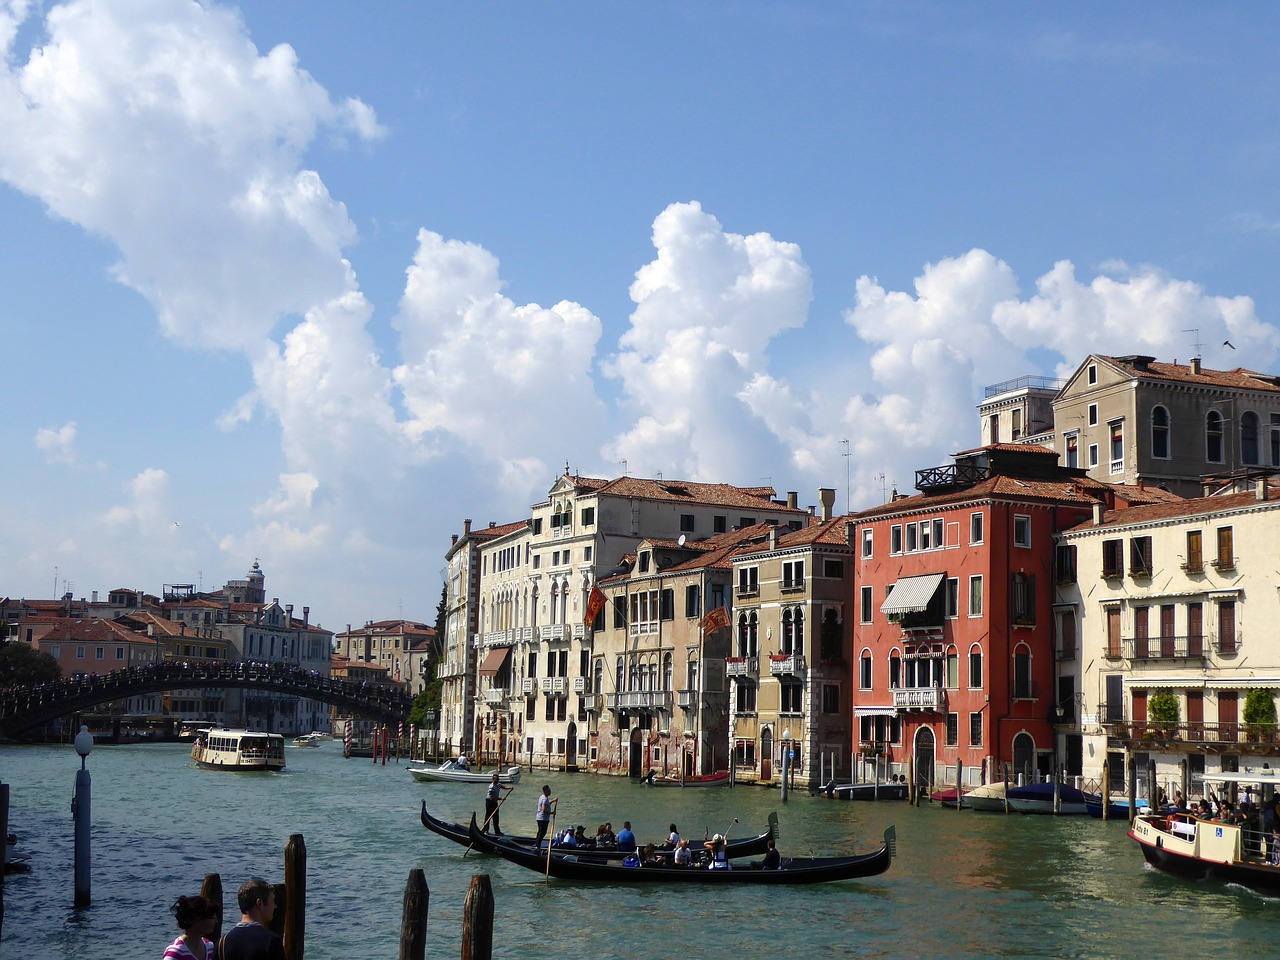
(400, 868), (429, 960)
(284, 834), (306, 960)
(461, 873), (494, 960)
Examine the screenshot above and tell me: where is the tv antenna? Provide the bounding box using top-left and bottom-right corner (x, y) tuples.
(841, 439), (851, 513)
(1183, 328), (1203, 361)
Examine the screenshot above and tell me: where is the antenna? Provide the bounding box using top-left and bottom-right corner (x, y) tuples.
(1183, 328), (1203, 360)
(618, 459), (628, 476)
(842, 439), (851, 514)
(876, 472), (887, 503)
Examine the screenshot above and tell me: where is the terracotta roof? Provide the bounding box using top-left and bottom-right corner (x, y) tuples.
(583, 475), (801, 511)
(952, 442), (1058, 457)
(37, 617), (155, 644)
(473, 519), (530, 540)
(732, 517), (852, 557)
(1066, 485), (1280, 531)
(1102, 355), (1280, 393)
(855, 474), (1117, 519)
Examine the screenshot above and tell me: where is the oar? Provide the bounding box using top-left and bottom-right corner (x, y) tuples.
(463, 787), (515, 859)
(543, 800), (558, 883)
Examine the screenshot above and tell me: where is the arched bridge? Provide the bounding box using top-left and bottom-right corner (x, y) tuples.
(0, 661), (414, 738)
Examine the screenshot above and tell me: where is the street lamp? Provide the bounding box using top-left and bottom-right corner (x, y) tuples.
(72, 724), (93, 907)
(781, 727), (792, 803)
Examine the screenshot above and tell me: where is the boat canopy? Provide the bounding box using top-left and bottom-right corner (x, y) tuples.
(880, 574), (945, 616)
(1200, 769), (1280, 787)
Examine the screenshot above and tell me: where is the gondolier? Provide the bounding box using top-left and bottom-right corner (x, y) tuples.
(534, 784), (556, 847)
(484, 772), (513, 835)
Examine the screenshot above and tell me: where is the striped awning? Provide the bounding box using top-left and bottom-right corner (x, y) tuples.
(477, 646), (511, 677)
(880, 573), (945, 616)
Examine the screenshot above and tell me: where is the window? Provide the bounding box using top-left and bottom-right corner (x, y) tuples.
(1011, 573), (1036, 625)
(1151, 406), (1170, 459)
(739, 517), (756, 528)
(1242, 411), (1260, 465)
(1272, 414), (1280, 467)
(970, 513), (984, 545)
(737, 567), (759, 596)
(1058, 609), (1077, 659)
(946, 651), (959, 689)
(969, 712), (983, 747)
(968, 648), (982, 688)
(781, 608), (804, 653)
(1217, 600), (1237, 654)
(824, 558), (844, 578)
(919, 521), (931, 550)
(714, 515), (727, 533)
(116, 646), (125, 660)
(1215, 527), (1234, 570)
(1056, 543), (1077, 583)
(861, 528), (873, 558)
(49, 644), (60, 658)
(532, 518), (543, 534)
(1013, 515), (1031, 548)
(1088, 443), (1099, 468)
(782, 560), (805, 590)
(1065, 432), (1079, 469)
(933, 518), (944, 548)
(905, 524), (918, 552)
(1102, 539), (1124, 578)
(822, 684), (840, 714)
(1185, 530), (1203, 572)
(859, 652), (872, 689)
(734, 738), (756, 766)
(889, 654), (901, 688)
(890, 525), (902, 554)
(1207, 410), (1224, 463)
(968, 576), (983, 617)
(989, 413), (1000, 443)
(1013, 646), (1032, 699)
(819, 609), (841, 661)
(735, 682), (756, 713)
(1109, 420), (1124, 474)
(1011, 408), (1022, 441)
(1089, 403), (1099, 426)
(95, 646), (104, 660)
(680, 514), (695, 532)
(945, 577), (959, 618)
(1129, 536), (1152, 577)
(526, 698), (536, 720)
(581, 506), (595, 526)
(860, 586), (873, 624)
(659, 589), (674, 621)
(945, 713), (959, 746)
(584, 546), (592, 561)
(780, 683), (802, 714)
(76, 645), (85, 659)
(612, 596), (626, 629)
(638, 551), (651, 573)
(685, 585), (701, 618)
(1088, 364), (1097, 384)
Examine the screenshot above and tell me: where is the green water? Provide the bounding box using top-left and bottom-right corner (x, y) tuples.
(1, 742), (1275, 959)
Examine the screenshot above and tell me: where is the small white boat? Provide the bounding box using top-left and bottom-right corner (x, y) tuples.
(191, 729), (286, 771)
(408, 760), (521, 784)
(291, 732), (323, 748)
(962, 782), (1010, 812)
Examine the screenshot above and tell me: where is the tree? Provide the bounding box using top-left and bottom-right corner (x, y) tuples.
(408, 688), (439, 727)
(1148, 692), (1180, 732)
(0, 641), (62, 686)
(1244, 689), (1277, 727)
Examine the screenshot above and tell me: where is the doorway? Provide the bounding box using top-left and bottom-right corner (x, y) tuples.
(914, 726), (936, 795)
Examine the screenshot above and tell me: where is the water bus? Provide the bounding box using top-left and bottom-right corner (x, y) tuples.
(190, 729), (286, 772)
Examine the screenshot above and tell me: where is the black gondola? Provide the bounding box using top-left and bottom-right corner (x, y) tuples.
(468, 817), (896, 884)
(420, 802), (777, 862)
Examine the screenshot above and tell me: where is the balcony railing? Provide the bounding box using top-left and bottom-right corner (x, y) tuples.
(1121, 635), (1207, 660)
(893, 685), (943, 710)
(483, 629), (512, 648)
(483, 687), (509, 705)
(520, 677), (536, 696)
(540, 623), (569, 642)
(572, 676), (591, 694)
(515, 626), (536, 643)
(768, 654), (806, 677)
(735, 584), (759, 599)
(725, 656), (758, 678)
(677, 689), (697, 709)
(604, 690), (672, 711)
(780, 578), (806, 594)
(540, 677), (569, 697)
(1102, 719), (1280, 750)
(1055, 645), (1078, 662)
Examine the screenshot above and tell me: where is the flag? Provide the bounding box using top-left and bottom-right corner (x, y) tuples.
(584, 584), (607, 626)
(700, 605), (730, 633)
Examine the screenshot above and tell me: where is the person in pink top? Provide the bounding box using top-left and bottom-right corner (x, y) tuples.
(162, 894), (218, 960)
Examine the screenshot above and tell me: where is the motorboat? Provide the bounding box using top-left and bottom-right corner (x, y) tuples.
(408, 760), (521, 784)
(190, 729), (286, 772)
(1005, 781), (1092, 815)
(641, 769), (731, 788)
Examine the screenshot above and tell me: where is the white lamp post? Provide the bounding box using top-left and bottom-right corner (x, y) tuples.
(781, 727), (791, 803)
(72, 724), (93, 906)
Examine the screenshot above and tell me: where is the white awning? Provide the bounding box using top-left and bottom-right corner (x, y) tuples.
(854, 706), (898, 718)
(1204, 677), (1280, 689)
(880, 573), (945, 616)
(1123, 676), (1204, 689)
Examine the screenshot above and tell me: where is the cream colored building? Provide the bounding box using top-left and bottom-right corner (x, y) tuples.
(1057, 477), (1280, 797)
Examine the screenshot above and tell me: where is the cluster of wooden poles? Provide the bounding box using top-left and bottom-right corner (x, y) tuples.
(198, 834), (497, 960)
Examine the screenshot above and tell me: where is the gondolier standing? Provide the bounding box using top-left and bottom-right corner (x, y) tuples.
(534, 784), (557, 847)
(484, 772), (513, 835)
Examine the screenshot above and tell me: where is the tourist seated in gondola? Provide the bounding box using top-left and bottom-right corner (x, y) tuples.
(704, 834), (731, 870)
(661, 824), (680, 849)
(616, 821), (637, 852)
(672, 839), (692, 867)
(596, 822), (617, 847)
(555, 826), (578, 847)
(639, 843), (660, 865)
(752, 839), (780, 870)
(572, 825), (592, 848)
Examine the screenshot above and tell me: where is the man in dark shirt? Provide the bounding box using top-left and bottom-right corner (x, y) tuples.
(220, 877), (285, 960)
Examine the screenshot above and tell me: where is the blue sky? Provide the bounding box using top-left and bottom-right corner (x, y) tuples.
(3, 1), (1280, 632)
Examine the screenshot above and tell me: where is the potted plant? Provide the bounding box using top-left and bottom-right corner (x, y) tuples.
(1243, 689), (1277, 744)
(1148, 692), (1180, 739)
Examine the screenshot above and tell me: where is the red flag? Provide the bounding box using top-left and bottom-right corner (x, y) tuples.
(584, 584), (607, 626)
(699, 605), (730, 633)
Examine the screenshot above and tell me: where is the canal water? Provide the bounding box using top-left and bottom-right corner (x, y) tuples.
(1, 741), (1276, 959)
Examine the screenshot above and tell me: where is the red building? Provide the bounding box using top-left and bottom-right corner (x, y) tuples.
(850, 444), (1163, 794)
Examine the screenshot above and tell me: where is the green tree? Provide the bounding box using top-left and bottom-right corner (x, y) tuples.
(0, 641), (62, 686)
(1148, 692), (1180, 728)
(408, 687), (438, 727)
(1244, 689), (1277, 727)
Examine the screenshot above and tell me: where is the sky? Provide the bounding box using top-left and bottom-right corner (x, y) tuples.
(3, 1), (1280, 633)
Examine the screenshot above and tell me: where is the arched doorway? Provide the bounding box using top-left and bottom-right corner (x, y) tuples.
(914, 726), (936, 796)
(760, 728), (773, 782)
(566, 721), (578, 770)
(629, 727), (644, 778)
(1012, 732), (1035, 783)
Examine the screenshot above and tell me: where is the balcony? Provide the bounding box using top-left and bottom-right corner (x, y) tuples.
(735, 584), (759, 599)
(520, 677), (536, 696)
(726, 656), (758, 679)
(572, 622), (587, 640)
(514, 626), (536, 643)
(677, 689), (697, 709)
(1121, 635), (1207, 661)
(572, 676), (591, 694)
(483, 629), (512, 648)
(540, 677), (569, 697)
(1055, 645), (1078, 662)
(769, 654), (806, 677)
(1103, 719), (1280, 752)
(483, 686), (509, 705)
(892, 685), (943, 710)
(540, 623), (569, 642)
(585, 693), (604, 712)
(606, 690), (672, 711)
(780, 578), (806, 595)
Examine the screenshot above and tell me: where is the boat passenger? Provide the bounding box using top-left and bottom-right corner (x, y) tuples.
(557, 826), (578, 847)
(705, 834), (731, 870)
(455, 754), (469, 771)
(640, 843), (659, 865)
(664, 824), (680, 849)
(753, 839), (780, 870)
(673, 839), (692, 867)
(616, 821), (636, 852)
(573, 825), (591, 847)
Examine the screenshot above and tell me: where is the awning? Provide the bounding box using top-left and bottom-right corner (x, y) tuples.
(477, 646), (511, 677)
(1205, 677), (1280, 689)
(1123, 676), (1205, 689)
(855, 706), (898, 718)
(880, 573), (945, 616)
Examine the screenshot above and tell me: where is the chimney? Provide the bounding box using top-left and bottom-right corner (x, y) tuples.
(1257, 478), (1268, 501)
(1191, 356), (1202, 375)
(769, 527), (777, 550)
(451, 534), (459, 545)
(1093, 501), (1105, 525)
(489, 521), (496, 528)
(286, 604), (294, 625)
(787, 491), (798, 509)
(1202, 483), (1212, 498)
(303, 606), (309, 628)
(92, 591), (98, 603)
(819, 487), (836, 521)
(1137, 478), (1145, 491)
(463, 518), (472, 535)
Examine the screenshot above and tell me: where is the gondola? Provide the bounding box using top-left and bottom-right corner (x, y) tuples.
(469, 818), (896, 884)
(640, 769), (731, 788)
(420, 803), (777, 861)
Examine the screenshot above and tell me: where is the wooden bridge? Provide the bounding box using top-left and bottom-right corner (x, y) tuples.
(0, 661), (413, 738)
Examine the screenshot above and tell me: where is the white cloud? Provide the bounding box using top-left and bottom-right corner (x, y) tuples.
(35, 421), (77, 464)
(253, 473), (320, 520)
(103, 467), (171, 531)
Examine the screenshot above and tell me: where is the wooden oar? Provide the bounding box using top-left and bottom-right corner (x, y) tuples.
(463, 787), (515, 859)
(543, 800), (558, 883)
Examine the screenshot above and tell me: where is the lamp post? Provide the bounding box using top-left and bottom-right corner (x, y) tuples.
(781, 727), (791, 803)
(72, 724), (93, 907)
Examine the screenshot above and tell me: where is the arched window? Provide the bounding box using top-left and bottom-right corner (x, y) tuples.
(594, 659), (604, 696)
(793, 609), (804, 650)
(663, 652), (673, 690)
(1242, 411), (1260, 465)
(1013, 643), (1032, 699)
(889, 651), (901, 688)
(1151, 405), (1170, 459)
(616, 657), (624, 693)
(820, 608), (841, 661)
(782, 609), (794, 655)
(859, 650), (873, 689)
(968, 645), (983, 689)
(1207, 410), (1224, 463)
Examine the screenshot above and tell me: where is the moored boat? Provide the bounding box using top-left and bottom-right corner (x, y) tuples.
(1085, 796), (1148, 819)
(190, 729), (286, 771)
(408, 760), (521, 784)
(1005, 781), (1092, 815)
(829, 779), (908, 801)
(641, 769), (731, 788)
(469, 818), (895, 884)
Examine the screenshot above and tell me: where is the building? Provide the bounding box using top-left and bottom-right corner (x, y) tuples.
(1057, 475), (1280, 796)
(333, 619), (437, 694)
(849, 443), (1172, 794)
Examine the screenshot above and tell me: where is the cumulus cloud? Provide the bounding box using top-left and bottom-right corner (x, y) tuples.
(35, 422), (77, 465)
(103, 467), (171, 531)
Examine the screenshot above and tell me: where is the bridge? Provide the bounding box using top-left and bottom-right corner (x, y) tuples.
(0, 661), (414, 738)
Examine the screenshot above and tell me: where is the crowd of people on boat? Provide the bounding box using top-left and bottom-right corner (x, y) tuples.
(1163, 787), (1280, 862)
